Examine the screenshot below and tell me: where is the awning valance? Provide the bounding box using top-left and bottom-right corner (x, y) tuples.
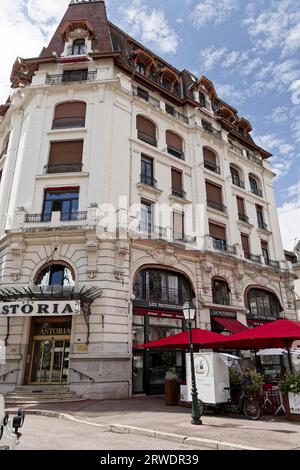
(212, 316), (248, 333)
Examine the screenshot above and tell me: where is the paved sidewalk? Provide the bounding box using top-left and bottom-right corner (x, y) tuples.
(7, 396), (300, 450)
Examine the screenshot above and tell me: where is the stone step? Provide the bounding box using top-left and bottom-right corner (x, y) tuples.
(6, 393), (79, 399)
(6, 397), (86, 404)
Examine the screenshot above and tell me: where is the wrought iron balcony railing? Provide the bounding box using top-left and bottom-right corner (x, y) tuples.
(246, 151), (263, 167)
(165, 104), (189, 125)
(60, 212), (88, 222)
(167, 145), (185, 160)
(25, 212), (87, 223)
(135, 286), (186, 306)
(137, 130), (157, 147)
(52, 116), (85, 129)
(245, 253), (262, 264)
(212, 238), (236, 254)
(139, 223), (167, 239)
(140, 174), (157, 187)
(204, 160), (221, 174)
(173, 233), (196, 244)
(202, 121), (222, 139)
(207, 200), (227, 213)
(258, 221), (268, 231)
(132, 86), (160, 109)
(46, 71), (96, 85)
(172, 187), (186, 199)
(212, 293), (231, 306)
(44, 163), (83, 174)
(238, 213), (249, 224)
(266, 259), (280, 269)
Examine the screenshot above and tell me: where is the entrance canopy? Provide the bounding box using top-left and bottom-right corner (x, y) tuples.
(139, 328), (222, 350)
(204, 319), (300, 350)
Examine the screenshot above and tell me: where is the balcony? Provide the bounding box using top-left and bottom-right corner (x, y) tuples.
(173, 233), (196, 244)
(204, 160), (221, 174)
(231, 175), (245, 188)
(245, 253), (261, 264)
(46, 71), (96, 85)
(44, 163), (83, 174)
(251, 187), (263, 198)
(52, 116), (85, 130)
(172, 187), (186, 199)
(139, 223), (167, 240)
(202, 121), (222, 139)
(266, 259), (280, 269)
(0, 146), (8, 161)
(258, 221), (268, 231)
(167, 145), (185, 160)
(212, 238), (236, 254)
(212, 293), (231, 306)
(137, 130), (157, 147)
(140, 174), (157, 188)
(132, 86), (160, 109)
(229, 142), (243, 156)
(246, 151), (263, 167)
(165, 104), (189, 125)
(25, 211), (88, 223)
(207, 200), (227, 213)
(238, 213), (249, 224)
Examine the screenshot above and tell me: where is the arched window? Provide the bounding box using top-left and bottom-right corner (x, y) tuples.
(133, 268), (193, 306)
(230, 164), (244, 188)
(136, 116), (157, 147)
(247, 288), (281, 320)
(35, 263), (75, 287)
(166, 131), (184, 160)
(249, 174), (262, 197)
(72, 38), (86, 56)
(212, 278), (230, 305)
(203, 147), (219, 174)
(53, 101), (86, 129)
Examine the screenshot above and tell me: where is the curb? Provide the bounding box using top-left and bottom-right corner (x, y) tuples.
(7, 408), (261, 451)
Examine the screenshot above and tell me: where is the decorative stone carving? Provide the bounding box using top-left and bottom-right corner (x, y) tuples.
(114, 241), (129, 281)
(10, 240), (25, 281)
(148, 246), (182, 266)
(86, 237), (98, 279)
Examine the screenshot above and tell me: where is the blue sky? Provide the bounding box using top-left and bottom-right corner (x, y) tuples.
(0, 0), (299, 249)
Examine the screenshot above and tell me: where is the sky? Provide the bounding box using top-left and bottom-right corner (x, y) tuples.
(0, 0), (299, 250)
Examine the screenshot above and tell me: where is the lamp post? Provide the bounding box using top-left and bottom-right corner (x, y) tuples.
(183, 299), (202, 425)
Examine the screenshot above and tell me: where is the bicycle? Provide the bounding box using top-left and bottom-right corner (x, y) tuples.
(198, 386), (261, 421)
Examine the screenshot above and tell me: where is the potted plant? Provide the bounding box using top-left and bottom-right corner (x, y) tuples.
(164, 369), (179, 406)
(229, 369), (243, 404)
(244, 370), (264, 400)
(279, 371), (300, 421)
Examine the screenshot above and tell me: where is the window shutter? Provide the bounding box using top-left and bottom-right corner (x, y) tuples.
(171, 169), (182, 189)
(203, 148), (216, 165)
(173, 212), (184, 237)
(54, 102), (86, 119)
(49, 141), (83, 165)
(241, 234), (250, 255)
(237, 197), (245, 215)
(166, 131), (183, 151)
(209, 222), (226, 240)
(206, 181), (222, 204)
(136, 116), (156, 137)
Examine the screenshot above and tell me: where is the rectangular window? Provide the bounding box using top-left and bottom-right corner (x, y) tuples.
(173, 211), (184, 240)
(209, 221), (227, 250)
(141, 199), (153, 233)
(171, 168), (185, 198)
(43, 188), (79, 222)
(141, 155), (154, 186)
(241, 233), (250, 258)
(47, 140), (83, 174)
(261, 241), (270, 265)
(63, 69), (88, 82)
(256, 205), (266, 229)
(206, 181), (225, 212)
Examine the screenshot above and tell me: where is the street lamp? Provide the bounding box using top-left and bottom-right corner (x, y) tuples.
(183, 299), (202, 425)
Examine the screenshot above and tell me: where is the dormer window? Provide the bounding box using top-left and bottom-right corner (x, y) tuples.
(72, 38), (86, 56)
(198, 92), (206, 108)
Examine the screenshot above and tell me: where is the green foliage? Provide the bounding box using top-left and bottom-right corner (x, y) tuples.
(229, 368), (243, 391)
(279, 371), (300, 395)
(245, 370), (264, 393)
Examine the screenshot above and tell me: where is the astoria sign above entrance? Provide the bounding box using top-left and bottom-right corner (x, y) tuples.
(0, 301), (81, 317)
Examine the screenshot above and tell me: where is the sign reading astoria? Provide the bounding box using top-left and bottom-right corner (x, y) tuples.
(0, 301), (81, 317)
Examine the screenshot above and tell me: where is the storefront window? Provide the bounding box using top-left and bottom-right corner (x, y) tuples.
(247, 289), (281, 320)
(36, 264), (75, 287)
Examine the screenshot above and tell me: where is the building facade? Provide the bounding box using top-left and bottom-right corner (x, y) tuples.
(0, 0), (296, 398)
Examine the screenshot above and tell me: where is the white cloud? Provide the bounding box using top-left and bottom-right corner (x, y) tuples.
(282, 24), (300, 56)
(254, 133), (295, 178)
(0, 0), (69, 104)
(118, 0), (178, 55)
(269, 107), (290, 124)
(214, 83), (243, 105)
(191, 0), (238, 29)
(199, 47), (227, 71)
(278, 181), (300, 249)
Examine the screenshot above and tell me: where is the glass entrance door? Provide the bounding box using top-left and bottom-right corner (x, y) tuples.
(30, 339), (70, 384)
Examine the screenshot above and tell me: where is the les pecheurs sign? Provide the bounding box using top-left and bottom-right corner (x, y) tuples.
(0, 301), (81, 317)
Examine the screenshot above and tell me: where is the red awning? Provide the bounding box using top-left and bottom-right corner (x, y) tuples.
(204, 319), (300, 350)
(138, 328), (222, 350)
(213, 317), (248, 333)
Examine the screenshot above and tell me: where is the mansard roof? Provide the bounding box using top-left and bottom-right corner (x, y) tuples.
(4, 0), (272, 159)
